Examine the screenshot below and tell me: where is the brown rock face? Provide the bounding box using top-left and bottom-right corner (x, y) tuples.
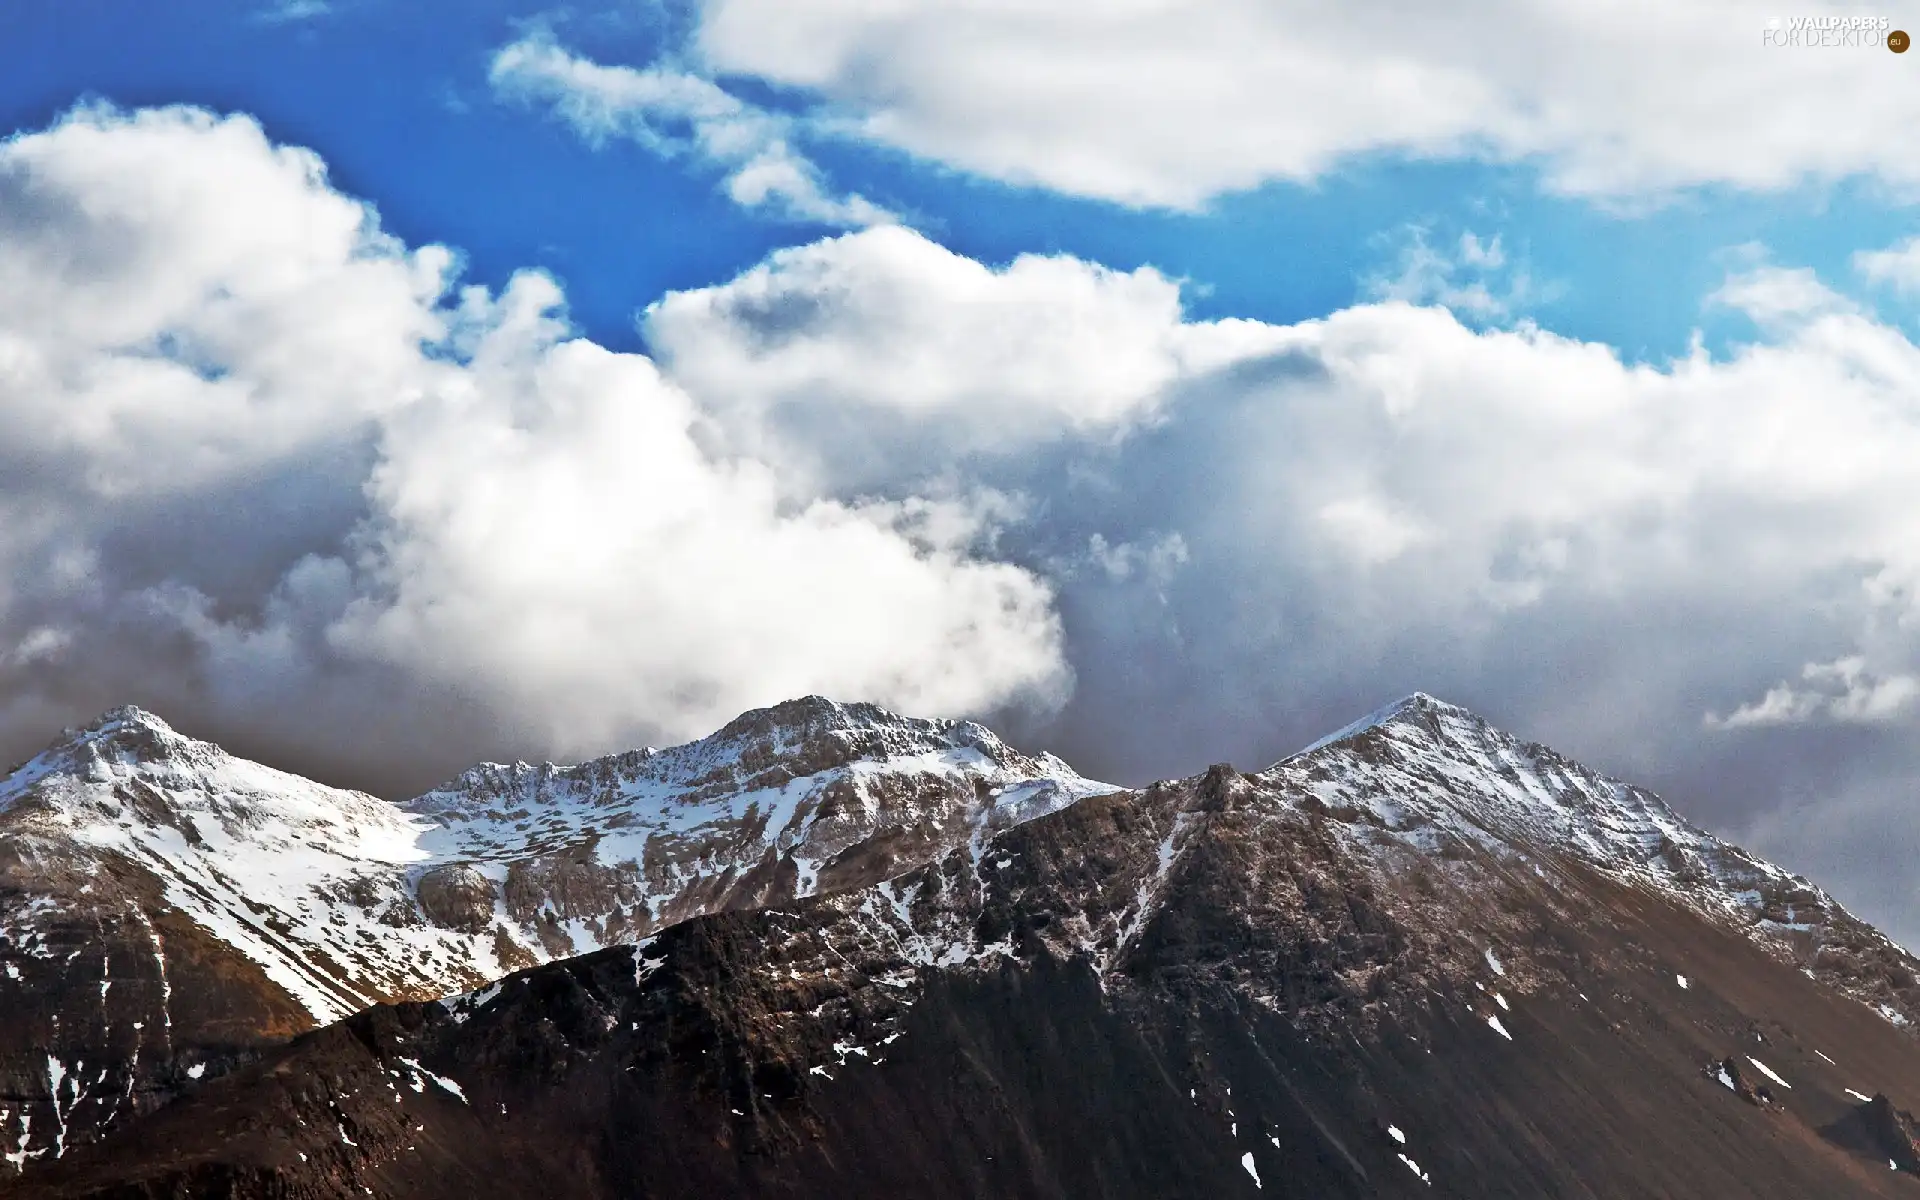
(1861, 1094), (1920, 1172)
(415, 865), (498, 935)
(0, 850), (311, 1177)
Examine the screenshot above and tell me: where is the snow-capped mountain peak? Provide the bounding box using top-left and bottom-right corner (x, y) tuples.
(5, 705), (196, 798)
(1259, 693), (1916, 1025)
(410, 695), (1047, 821)
(0, 695), (1114, 1170)
(1271, 692), (1729, 875)
(1288, 690), (1458, 758)
(399, 696), (1114, 947)
(5, 693), (1109, 1019)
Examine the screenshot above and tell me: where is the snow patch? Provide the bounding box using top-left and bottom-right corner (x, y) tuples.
(397, 1058), (467, 1103)
(1745, 1057), (1791, 1089)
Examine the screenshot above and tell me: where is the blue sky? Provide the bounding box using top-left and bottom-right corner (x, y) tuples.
(8, 1), (1920, 939)
(7, 1), (1912, 362)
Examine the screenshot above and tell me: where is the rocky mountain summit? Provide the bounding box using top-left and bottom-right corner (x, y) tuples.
(10, 693), (1920, 1197)
(0, 697), (1111, 1170)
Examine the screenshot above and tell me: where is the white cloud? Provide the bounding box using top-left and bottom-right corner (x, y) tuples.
(1315, 497), (1432, 566)
(1086, 533), (1190, 588)
(1363, 227), (1552, 321)
(0, 104), (1066, 770)
(1708, 657), (1920, 728)
(1710, 264), (1860, 327)
(684, 0), (1920, 208)
(638, 223), (1920, 787)
(1857, 236), (1920, 294)
(489, 34), (888, 226)
(327, 273), (1066, 751)
(0, 102), (445, 497)
(644, 224), (1288, 492)
(252, 0), (330, 23)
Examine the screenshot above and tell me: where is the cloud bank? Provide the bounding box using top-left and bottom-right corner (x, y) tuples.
(0, 104), (1065, 783)
(7, 103), (1920, 939)
(635, 222), (1920, 936)
(683, 0), (1920, 207)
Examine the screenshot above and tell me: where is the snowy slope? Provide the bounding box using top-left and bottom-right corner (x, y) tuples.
(0, 697), (1111, 1171)
(1, 707), (450, 1020)
(403, 697), (1112, 965)
(691, 693), (1920, 1071)
(1257, 693), (1918, 1023)
(1, 698), (1111, 1022)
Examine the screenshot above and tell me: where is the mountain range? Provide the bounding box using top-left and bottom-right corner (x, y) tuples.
(6, 693), (1920, 1197)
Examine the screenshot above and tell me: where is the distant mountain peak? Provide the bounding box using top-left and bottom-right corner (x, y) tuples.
(708, 694), (1004, 750)
(3, 704), (210, 793)
(66, 703), (188, 748)
(83, 703), (174, 732)
(1288, 690), (1471, 759)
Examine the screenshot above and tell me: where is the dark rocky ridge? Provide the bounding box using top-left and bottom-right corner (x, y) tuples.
(17, 695), (1920, 1197)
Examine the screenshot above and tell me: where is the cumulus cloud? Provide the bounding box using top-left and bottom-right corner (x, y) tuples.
(0, 104), (1065, 786)
(634, 221), (1920, 940)
(489, 34), (888, 226)
(0, 102), (442, 495)
(327, 274), (1065, 752)
(643, 224), (1287, 492)
(678, 0), (1920, 208)
(1710, 262), (1862, 327)
(1707, 657), (1920, 729)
